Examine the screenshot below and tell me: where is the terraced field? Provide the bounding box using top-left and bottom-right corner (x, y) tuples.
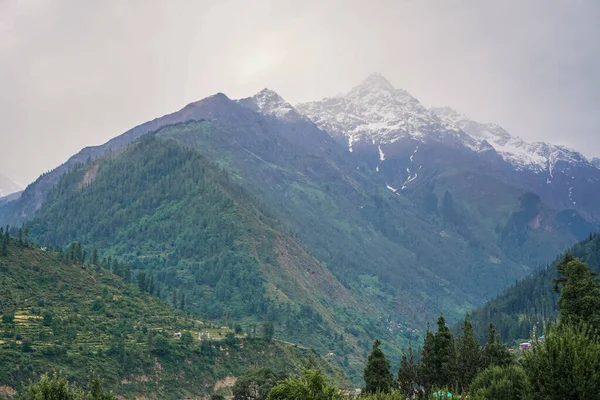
(0, 241), (345, 398)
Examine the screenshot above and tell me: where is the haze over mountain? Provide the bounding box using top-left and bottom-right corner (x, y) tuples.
(0, 172), (21, 198)
(3, 1), (600, 185)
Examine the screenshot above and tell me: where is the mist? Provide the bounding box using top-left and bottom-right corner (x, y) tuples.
(2, 0), (599, 184)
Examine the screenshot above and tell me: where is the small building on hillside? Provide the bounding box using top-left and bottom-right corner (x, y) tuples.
(519, 342), (532, 351)
(173, 332), (182, 339)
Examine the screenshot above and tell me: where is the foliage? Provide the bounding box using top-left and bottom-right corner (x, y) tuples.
(16, 373), (115, 400)
(469, 365), (529, 400)
(554, 254), (600, 329)
(396, 344), (418, 397)
(267, 369), (342, 400)
(233, 368), (287, 400)
(469, 233), (600, 343)
(0, 242), (346, 398)
(420, 315), (456, 390)
(363, 340), (393, 394)
(25, 135), (368, 381)
(454, 314), (481, 392)
(480, 323), (512, 369)
(523, 323), (600, 399)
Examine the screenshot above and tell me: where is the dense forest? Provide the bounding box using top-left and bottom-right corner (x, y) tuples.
(469, 232), (600, 344)
(0, 233), (345, 399)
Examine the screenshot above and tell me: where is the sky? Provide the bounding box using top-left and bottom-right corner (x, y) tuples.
(1, 0), (600, 186)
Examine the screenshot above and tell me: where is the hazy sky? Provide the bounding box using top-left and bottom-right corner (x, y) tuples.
(2, 0), (599, 185)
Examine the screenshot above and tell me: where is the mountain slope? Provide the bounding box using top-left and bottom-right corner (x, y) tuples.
(0, 240), (344, 399)
(468, 232), (600, 344)
(296, 73), (597, 276)
(298, 74), (600, 223)
(25, 134), (376, 382)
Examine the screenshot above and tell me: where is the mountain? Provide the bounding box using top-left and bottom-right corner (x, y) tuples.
(431, 106), (600, 221)
(468, 232), (600, 345)
(3, 74), (599, 380)
(297, 74), (600, 220)
(25, 134), (372, 378)
(297, 73), (597, 257)
(0, 239), (344, 399)
(0, 173), (21, 198)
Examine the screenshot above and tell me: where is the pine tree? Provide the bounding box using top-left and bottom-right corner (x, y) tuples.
(554, 254), (600, 329)
(363, 339), (393, 393)
(419, 326), (436, 389)
(432, 314), (457, 389)
(397, 343), (418, 396)
(455, 314), (481, 393)
(481, 323), (511, 368)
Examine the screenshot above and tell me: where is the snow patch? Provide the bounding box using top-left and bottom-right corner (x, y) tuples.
(378, 145), (386, 161)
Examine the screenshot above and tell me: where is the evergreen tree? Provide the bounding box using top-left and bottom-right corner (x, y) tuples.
(432, 314), (457, 389)
(397, 343), (418, 396)
(481, 323), (511, 368)
(419, 326), (436, 389)
(523, 323), (600, 399)
(363, 339), (393, 393)
(554, 254), (600, 329)
(455, 314), (482, 392)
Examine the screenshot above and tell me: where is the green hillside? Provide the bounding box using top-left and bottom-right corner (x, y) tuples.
(25, 134), (385, 381)
(0, 238), (346, 399)
(469, 232), (600, 344)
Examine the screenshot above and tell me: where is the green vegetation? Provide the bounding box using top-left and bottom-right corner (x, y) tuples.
(267, 369), (342, 400)
(469, 233), (600, 344)
(9, 251), (600, 399)
(26, 135), (373, 380)
(362, 340), (393, 394)
(16, 373), (115, 400)
(0, 238), (345, 399)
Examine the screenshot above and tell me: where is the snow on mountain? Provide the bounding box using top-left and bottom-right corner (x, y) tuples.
(0, 173), (22, 198)
(593, 158), (600, 169)
(293, 73), (594, 178)
(296, 73), (478, 152)
(237, 88), (307, 122)
(431, 106), (590, 174)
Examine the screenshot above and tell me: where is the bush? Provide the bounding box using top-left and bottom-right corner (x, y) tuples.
(523, 323), (600, 399)
(469, 365), (529, 399)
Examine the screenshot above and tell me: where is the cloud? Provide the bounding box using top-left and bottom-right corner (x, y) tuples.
(1, 0), (599, 184)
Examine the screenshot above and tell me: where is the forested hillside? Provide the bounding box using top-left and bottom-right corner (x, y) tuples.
(469, 232), (600, 343)
(0, 235), (345, 399)
(25, 134), (385, 381)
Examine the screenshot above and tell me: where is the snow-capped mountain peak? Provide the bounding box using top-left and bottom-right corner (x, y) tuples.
(296, 74), (442, 150)
(431, 106), (589, 172)
(237, 88), (304, 121)
(347, 72), (396, 96)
